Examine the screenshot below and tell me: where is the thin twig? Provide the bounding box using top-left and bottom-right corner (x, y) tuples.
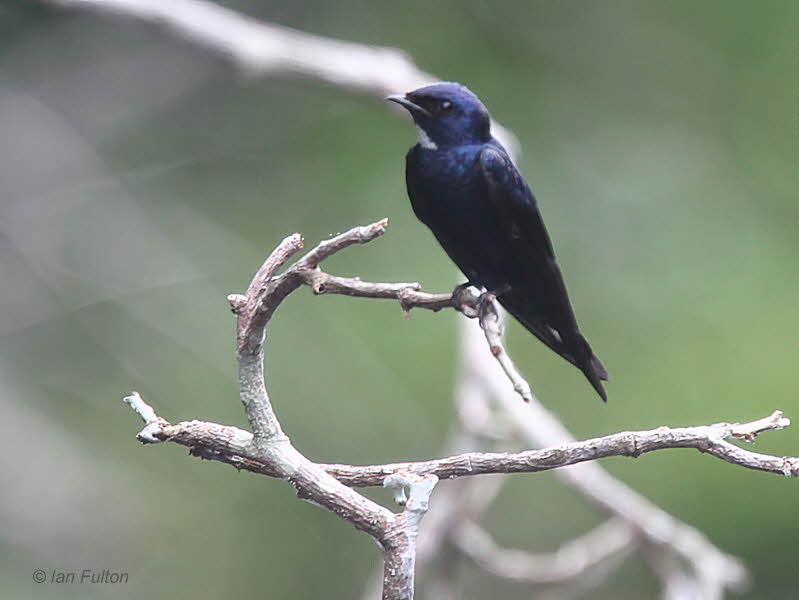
(299, 270), (453, 314)
(475, 292), (534, 402)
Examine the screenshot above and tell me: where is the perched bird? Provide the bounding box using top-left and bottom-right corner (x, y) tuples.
(387, 82), (608, 401)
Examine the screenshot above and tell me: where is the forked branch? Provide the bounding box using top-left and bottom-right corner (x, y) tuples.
(121, 221), (797, 599)
(123, 221), (798, 493)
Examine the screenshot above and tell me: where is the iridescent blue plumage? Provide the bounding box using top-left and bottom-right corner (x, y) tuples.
(388, 82), (609, 401)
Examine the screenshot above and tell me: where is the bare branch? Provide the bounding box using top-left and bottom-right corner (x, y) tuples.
(236, 231), (304, 327)
(224, 224), (401, 549)
(295, 219), (390, 269)
(452, 519), (635, 583)
(327, 411), (798, 483)
(474, 292), (534, 402)
(43, 0), (519, 154)
(232, 220), (389, 446)
(221, 229), (537, 406)
(381, 474), (439, 600)
(299, 270), (453, 314)
(461, 319), (751, 594)
(123, 223), (452, 600)
(237, 219), (389, 357)
(123, 391), (170, 444)
(122, 394), (798, 484)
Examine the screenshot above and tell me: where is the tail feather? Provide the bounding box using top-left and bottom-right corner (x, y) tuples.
(582, 360), (608, 402)
(591, 354), (609, 381)
(576, 335), (608, 402)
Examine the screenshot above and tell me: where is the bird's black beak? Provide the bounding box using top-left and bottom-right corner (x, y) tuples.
(385, 94), (432, 118)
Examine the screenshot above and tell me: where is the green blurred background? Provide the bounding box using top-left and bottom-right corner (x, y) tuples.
(1, 1), (797, 598)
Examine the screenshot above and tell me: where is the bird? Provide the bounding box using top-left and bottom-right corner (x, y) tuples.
(387, 82), (609, 401)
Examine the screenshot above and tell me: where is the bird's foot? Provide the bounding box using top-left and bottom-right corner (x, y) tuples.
(477, 284), (511, 321)
(450, 282), (512, 320)
(451, 282), (482, 317)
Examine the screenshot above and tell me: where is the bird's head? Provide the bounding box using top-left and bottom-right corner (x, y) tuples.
(387, 82), (491, 150)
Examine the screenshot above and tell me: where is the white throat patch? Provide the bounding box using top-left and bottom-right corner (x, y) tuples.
(416, 126), (438, 150)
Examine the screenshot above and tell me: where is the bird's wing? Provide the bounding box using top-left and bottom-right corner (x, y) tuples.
(477, 145), (578, 346)
(478, 145), (609, 397)
(478, 146), (555, 260)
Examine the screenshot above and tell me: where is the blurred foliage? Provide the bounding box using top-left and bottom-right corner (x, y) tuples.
(1, 1), (797, 598)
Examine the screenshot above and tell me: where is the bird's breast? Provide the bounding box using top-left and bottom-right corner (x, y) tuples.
(406, 144), (511, 289)
(408, 146), (482, 203)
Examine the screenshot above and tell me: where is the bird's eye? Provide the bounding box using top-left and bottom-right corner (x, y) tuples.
(440, 101), (452, 111)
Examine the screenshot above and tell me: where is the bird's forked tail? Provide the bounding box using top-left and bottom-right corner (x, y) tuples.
(575, 334), (609, 402)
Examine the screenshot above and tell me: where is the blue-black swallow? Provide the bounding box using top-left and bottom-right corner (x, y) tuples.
(387, 82), (608, 401)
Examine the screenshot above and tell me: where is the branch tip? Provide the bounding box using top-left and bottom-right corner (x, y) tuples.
(124, 391), (158, 424)
(729, 410), (791, 442)
(123, 392), (170, 444)
(359, 218), (388, 241)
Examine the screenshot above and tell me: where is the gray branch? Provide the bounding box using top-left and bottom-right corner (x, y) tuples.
(452, 518), (635, 584)
(124, 393), (798, 484)
(43, 0), (521, 153)
(462, 316), (752, 596)
(120, 221), (464, 600)
(120, 221), (792, 600)
(382, 474), (439, 598)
